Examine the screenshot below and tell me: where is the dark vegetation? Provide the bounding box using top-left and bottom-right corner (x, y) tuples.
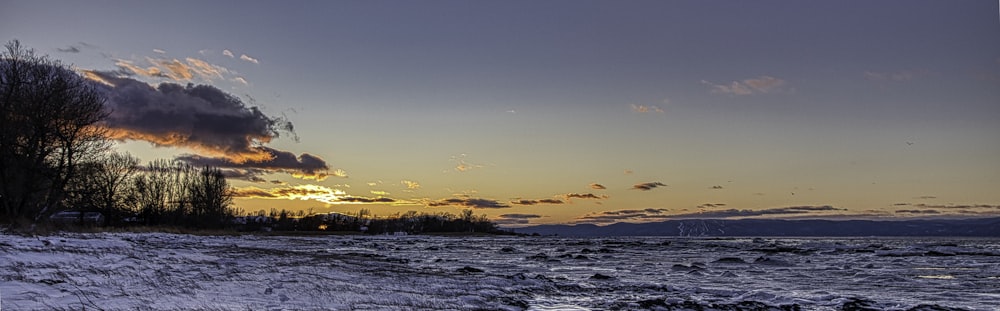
(0, 40), (502, 235)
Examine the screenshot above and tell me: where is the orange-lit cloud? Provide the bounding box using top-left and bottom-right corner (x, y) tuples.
(233, 185), (399, 205)
(87, 71), (299, 165)
(589, 183), (606, 190)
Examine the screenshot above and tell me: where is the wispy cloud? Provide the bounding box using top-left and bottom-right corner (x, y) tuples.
(589, 183), (606, 190)
(426, 197), (509, 209)
(113, 56), (234, 83)
(57, 45), (81, 53)
(240, 54), (259, 64)
(631, 104), (664, 113)
(702, 75), (788, 95)
(710, 185), (724, 190)
(223, 49), (235, 58)
(450, 154), (486, 172)
(402, 180), (421, 190)
(632, 182), (667, 191)
(697, 203), (727, 209)
(56, 42), (95, 53)
(232, 185), (398, 205)
(864, 69), (928, 82)
(153, 49), (166, 54)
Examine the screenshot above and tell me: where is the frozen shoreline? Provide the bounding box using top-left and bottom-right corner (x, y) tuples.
(2, 232), (997, 310)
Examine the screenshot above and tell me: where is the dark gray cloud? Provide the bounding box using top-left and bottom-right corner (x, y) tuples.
(632, 182), (667, 191)
(82, 71), (331, 179)
(710, 185), (724, 189)
(85, 71), (296, 162)
(499, 214), (542, 219)
(427, 198), (509, 209)
(493, 214), (542, 225)
(511, 199), (564, 205)
(57, 46), (81, 53)
(697, 203), (727, 209)
(564, 193), (608, 200)
(338, 196), (395, 203)
(176, 147), (329, 181)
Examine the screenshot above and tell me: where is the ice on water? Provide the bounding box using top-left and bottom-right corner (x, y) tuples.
(2, 233), (998, 310)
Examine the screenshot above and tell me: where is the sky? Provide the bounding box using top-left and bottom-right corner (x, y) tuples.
(3, 0), (999, 226)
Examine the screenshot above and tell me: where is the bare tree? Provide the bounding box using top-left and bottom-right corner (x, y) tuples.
(0, 40), (109, 225)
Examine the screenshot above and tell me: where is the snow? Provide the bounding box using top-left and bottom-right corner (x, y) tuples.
(2, 233), (998, 310)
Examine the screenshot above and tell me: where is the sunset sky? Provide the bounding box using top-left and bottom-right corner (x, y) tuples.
(3, 1), (999, 226)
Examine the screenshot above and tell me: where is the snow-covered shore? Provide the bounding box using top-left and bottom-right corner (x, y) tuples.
(2, 232), (998, 310)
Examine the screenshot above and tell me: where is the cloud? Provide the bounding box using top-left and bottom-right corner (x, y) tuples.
(231, 187), (276, 198)
(223, 49), (235, 58)
(864, 69), (928, 82)
(232, 185), (397, 205)
(240, 54), (259, 64)
(589, 183), (606, 190)
(631, 104), (664, 113)
(563, 193), (608, 200)
(624, 169), (633, 175)
(176, 147), (331, 181)
(499, 214), (542, 219)
(232, 77), (249, 85)
(916, 196), (937, 200)
(577, 208), (669, 223)
(427, 197), (509, 209)
(632, 182), (667, 191)
(702, 75), (788, 95)
(895, 209), (941, 214)
(153, 49), (166, 54)
(85, 71), (295, 163)
(710, 185), (724, 189)
(402, 180), (421, 190)
(57, 45), (81, 53)
(510, 199), (565, 205)
(697, 203), (727, 209)
(111, 56), (235, 83)
(450, 154), (485, 172)
(494, 214), (543, 225)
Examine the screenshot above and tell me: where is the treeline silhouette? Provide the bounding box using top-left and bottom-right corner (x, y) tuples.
(0, 40), (503, 234)
(242, 208), (500, 234)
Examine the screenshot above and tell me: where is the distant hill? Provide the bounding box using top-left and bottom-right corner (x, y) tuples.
(513, 217), (1000, 237)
